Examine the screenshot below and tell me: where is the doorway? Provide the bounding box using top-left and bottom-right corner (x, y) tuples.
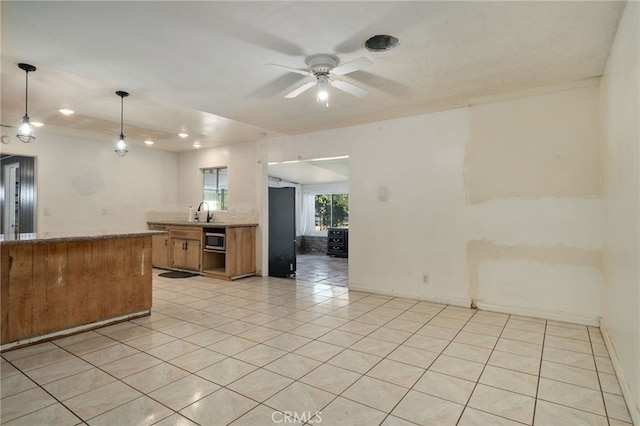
(267, 156), (349, 286)
(1, 154), (36, 234)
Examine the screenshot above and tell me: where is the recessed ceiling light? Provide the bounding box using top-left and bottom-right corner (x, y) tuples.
(192, 142), (201, 148)
(364, 34), (399, 52)
(58, 108), (74, 115)
(31, 121), (44, 127)
(178, 132), (189, 138)
(144, 140), (154, 145)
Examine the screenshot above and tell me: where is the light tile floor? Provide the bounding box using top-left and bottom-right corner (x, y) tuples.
(1, 270), (634, 425)
(294, 254), (348, 287)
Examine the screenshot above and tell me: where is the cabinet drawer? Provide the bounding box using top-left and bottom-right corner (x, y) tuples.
(328, 229), (345, 237)
(328, 245), (346, 253)
(328, 237), (344, 245)
(169, 227), (201, 240)
(148, 224), (167, 231)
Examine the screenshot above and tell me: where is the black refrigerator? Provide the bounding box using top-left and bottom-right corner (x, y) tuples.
(268, 187), (296, 277)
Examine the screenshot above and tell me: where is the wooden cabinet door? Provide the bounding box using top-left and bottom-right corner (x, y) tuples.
(171, 238), (200, 271)
(184, 239), (201, 271)
(152, 234), (170, 268)
(171, 238), (187, 269)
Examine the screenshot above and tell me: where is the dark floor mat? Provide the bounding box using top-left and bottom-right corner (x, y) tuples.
(158, 271), (200, 279)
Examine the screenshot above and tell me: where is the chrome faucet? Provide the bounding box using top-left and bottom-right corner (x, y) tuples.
(196, 201), (212, 223)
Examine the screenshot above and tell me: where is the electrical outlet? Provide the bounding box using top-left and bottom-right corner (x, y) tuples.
(423, 274), (429, 284)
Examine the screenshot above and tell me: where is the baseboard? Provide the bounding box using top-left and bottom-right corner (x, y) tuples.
(347, 285), (600, 326)
(476, 302), (600, 326)
(347, 285), (470, 309)
(600, 320), (640, 426)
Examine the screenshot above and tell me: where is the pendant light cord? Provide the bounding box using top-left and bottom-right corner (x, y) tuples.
(24, 70), (29, 116)
(120, 94), (124, 135)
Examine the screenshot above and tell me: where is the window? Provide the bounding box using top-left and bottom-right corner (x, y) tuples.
(315, 194), (348, 231)
(202, 167), (228, 210)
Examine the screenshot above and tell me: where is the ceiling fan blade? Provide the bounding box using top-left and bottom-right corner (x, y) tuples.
(285, 80), (316, 98)
(331, 57), (372, 75)
(331, 79), (368, 98)
(268, 63), (312, 76)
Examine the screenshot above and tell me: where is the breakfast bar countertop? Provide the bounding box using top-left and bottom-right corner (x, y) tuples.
(0, 230), (166, 245)
(147, 221), (258, 228)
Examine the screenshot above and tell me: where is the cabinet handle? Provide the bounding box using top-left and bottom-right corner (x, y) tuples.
(164, 239), (168, 246)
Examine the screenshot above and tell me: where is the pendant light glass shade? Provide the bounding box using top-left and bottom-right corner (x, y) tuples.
(115, 134), (128, 156)
(17, 115), (35, 143)
(16, 63), (36, 143)
(115, 90), (129, 156)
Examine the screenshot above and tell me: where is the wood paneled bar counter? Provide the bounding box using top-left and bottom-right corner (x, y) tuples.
(0, 230), (164, 350)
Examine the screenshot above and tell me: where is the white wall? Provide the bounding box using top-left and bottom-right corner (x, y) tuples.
(254, 86), (603, 325)
(0, 129), (178, 232)
(600, 1), (640, 422)
(466, 88), (603, 323)
(177, 141), (259, 214)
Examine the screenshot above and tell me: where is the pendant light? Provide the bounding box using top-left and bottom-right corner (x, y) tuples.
(16, 63), (37, 143)
(115, 90), (129, 156)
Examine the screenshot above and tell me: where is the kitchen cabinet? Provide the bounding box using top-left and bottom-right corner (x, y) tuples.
(169, 227), (201, 271)
(147, 222), (257, 280)
(149, 224), (171, 269)
(202, 225), (257, 280)
(152, 234), (171, 269)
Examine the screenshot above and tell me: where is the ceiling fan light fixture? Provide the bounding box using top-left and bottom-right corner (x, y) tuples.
(364, 34), (399, 52)
(16, 63), (37, 143)
(316, 74), (330, 106)
(273, 54), (371, 101)
(317, 89), (329, 102)
(114, 90), (129, 156)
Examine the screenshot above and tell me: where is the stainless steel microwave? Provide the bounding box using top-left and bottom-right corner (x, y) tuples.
(205, 232), (225, 251)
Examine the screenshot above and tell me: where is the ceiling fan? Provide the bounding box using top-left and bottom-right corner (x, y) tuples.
(269, 54), (372, 104)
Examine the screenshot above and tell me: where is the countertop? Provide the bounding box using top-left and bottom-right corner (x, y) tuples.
(0, 230), (166, 245)
(147, 221), (258, 228)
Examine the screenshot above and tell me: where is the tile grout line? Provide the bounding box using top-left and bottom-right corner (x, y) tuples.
(453, 309), (513, 425)
(531, 317), (548, 426)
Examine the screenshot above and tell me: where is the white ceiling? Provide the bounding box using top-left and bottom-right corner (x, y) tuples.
(269, 157), (349, 185)
(1, 1), (626, 153)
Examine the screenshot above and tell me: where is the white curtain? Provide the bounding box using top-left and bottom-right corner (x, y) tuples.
(299, 193), (315, 236)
